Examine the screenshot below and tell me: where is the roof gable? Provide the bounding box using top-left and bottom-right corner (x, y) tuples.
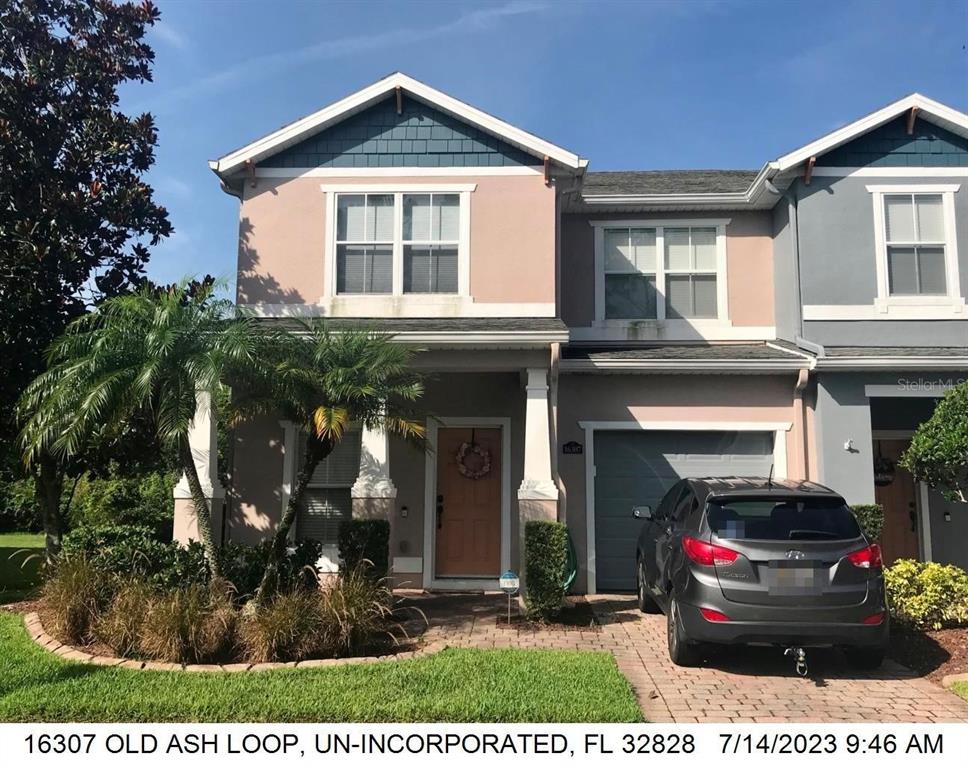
(260, 95), (536, 169)
(815, 115), (968, 167)
(774, 93), (968, 172)
(211, 72), (584, 176)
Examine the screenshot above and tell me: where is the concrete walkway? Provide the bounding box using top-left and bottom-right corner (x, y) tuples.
(406, 593), (968, 723)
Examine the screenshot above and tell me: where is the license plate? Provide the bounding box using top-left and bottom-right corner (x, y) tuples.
(765, 561), (825, 594)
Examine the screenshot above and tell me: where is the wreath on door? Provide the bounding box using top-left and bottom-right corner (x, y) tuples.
(456, 429), (491, 480)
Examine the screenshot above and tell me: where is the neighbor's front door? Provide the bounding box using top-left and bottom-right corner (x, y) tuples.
(435, 426), (502, 578)
(873, 438), (921, 563)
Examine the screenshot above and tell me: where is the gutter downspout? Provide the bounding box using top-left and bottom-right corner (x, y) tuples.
(792, 368), (811, 480)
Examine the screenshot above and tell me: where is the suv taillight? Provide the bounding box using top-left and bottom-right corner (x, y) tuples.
(682, 535), (739, 566)
(846, 544), (883, 569)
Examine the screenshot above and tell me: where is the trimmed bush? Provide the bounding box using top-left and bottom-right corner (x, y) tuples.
(70, 471), (176, 539)
(320, 563), (395, 656)
(851, 504), (884, 542)
(222, 539), (322, 600)
(885, 558), (968, 630)
(93, 581), (152, 656)
(240, 590), (326, 662)
(40, 557), (112, 643)
(139, 582), (237, 663)
(338, 519), (390, 578)
(524, 520), (569, 621)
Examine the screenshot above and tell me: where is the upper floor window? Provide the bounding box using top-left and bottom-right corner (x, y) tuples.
(595, 220), (728, 322)
(883, 194), (946, 296)
(324, 184), (474, 298)
(867, 184), (961, 310)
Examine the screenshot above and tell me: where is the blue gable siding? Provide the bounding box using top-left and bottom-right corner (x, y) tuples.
(261, 96), (537, 168)
(818, 116), (968, 167)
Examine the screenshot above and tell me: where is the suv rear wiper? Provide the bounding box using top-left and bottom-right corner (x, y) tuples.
(788, 529), (840, 540)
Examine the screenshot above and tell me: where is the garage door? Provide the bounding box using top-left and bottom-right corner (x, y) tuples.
(593, 430), (775, 591)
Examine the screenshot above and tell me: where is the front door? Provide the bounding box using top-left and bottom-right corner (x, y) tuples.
(435, 427), (502, 578)
(873, 438), (920, 563)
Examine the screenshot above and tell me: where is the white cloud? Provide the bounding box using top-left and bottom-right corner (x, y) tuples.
(152, 20), (189, 50)
(137, 1), (549, 113)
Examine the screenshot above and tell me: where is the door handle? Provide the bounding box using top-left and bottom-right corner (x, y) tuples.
(436, 494), (444, 529)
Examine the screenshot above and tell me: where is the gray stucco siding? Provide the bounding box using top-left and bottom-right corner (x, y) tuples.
(804, 320), (968, 347)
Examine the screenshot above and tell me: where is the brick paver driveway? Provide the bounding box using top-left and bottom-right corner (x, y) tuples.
(406, 593), (968, 723)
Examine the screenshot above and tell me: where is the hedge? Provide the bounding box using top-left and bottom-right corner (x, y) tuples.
(851, 503), (884, 542)
(338, 519), (390, 578)
(524, 520), (569, 621)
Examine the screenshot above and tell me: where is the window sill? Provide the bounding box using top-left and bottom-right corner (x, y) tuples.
(803, 301), (967, 321)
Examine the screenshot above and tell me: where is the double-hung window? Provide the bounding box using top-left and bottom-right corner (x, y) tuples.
(867, 184), (962, 311)
(328, 185), (472, 298)
(883, 194), (947, 296)
(336, 194), (394, 294)
(597, 221), (726, 322)
(403, 193), (459, 293)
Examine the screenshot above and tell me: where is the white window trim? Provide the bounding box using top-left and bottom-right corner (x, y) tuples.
(866, 184), (963, 314)
(591, 218), (730, 327)
(322, 183), (475, 300)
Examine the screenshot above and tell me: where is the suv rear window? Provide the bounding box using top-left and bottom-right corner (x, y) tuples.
(707, 498), (861, 541)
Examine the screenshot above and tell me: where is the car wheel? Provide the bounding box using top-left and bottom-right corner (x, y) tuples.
(667, 597), (700, 667)
(636, 559), (661, 614)
(844, 647), (885, 670)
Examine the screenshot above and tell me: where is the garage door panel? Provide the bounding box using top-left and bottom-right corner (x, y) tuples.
(593, 430), (774, 592)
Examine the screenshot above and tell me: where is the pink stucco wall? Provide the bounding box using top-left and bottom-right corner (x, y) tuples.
(560, 210), (776, 329)
(236, 174), (556, 306)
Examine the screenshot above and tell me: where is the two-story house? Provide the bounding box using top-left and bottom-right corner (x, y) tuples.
(174, 73), (968, 594)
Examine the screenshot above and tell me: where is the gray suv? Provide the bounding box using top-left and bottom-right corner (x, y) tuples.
(635, 478), (888, 669)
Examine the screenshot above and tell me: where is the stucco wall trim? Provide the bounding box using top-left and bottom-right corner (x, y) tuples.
(577, 419), (791, 595)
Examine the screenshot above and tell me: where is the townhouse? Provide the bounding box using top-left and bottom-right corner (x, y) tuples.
(175, 73), (968, 593)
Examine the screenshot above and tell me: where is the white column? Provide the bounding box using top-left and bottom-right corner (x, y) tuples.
(173, 390), (224, 501)
(518, 368), (558, 500)
(351, 425), (397, 499)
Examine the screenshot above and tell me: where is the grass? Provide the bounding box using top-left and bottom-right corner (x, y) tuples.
(0, 532), (44, 549)
(952, 682), (968, 702)
(0, 612), (642, 722)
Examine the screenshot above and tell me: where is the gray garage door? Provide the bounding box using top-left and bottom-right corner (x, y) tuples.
(593, 430), (775, 591)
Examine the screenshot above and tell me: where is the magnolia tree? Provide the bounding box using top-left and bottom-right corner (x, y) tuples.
(901, 382), (968, 504)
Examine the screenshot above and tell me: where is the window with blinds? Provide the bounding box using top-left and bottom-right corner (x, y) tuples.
(336, 194), (394, 294)
(883, 194), (947, 296)
(296, 431), (361, 546)
(601, 224), (721, 321)
(403, 193), (459, 293)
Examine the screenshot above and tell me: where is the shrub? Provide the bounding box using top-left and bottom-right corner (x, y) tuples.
(0, 477), (41, 533)
(524, 520), (569, 621)
(70, 471), (176, 539)
(338, 519), (390, 578)
(40, 557), (112, 643)
(61, 524), (210, 591)
(239, 590), (326, 662)
(93, 581), (152, 656)
(319, 563), (395, 656)
(139, 581), (237, 663)
(885, 558), (968, 630)
(222, 539), (322, 600)
(851, 504), (884, 542)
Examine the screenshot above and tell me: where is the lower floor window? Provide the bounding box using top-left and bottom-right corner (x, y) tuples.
(295, 431), (361, 555)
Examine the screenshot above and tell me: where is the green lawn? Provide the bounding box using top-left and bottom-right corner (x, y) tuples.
(0, 532), (44, 549)
(952, 682), (968, 702)
(0, 613), (642, 722)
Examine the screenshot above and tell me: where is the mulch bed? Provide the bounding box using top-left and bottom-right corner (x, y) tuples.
(889, 626), (968, 683)
(495, 598), (600, 632)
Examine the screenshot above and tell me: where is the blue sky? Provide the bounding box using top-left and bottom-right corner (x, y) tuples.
(129, 0), (968, 291)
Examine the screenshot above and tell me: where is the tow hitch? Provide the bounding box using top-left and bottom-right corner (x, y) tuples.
(784, 646), (808, 677)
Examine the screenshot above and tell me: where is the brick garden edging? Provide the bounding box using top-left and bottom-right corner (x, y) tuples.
(23, 612), (445, 673)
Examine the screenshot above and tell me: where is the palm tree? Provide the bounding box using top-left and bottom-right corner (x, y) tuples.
(231, 321), (425, 606)
(18, 282), (262, 574)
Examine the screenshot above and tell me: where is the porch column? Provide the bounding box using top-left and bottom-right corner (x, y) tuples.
(518, 368), (559, 584)
(351, 425), (397, 520)
(172, 390), (225, 545)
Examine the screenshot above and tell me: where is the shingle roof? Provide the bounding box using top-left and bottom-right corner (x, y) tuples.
(582, 170), (759, 197)
(561, 343), (807, 361)
(823, 346), (968, 357)
(321, 317), (568, 333)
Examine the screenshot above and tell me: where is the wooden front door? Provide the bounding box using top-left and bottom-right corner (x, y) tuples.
(435, 427), (502, 578)
(873, 438), (921, 563)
